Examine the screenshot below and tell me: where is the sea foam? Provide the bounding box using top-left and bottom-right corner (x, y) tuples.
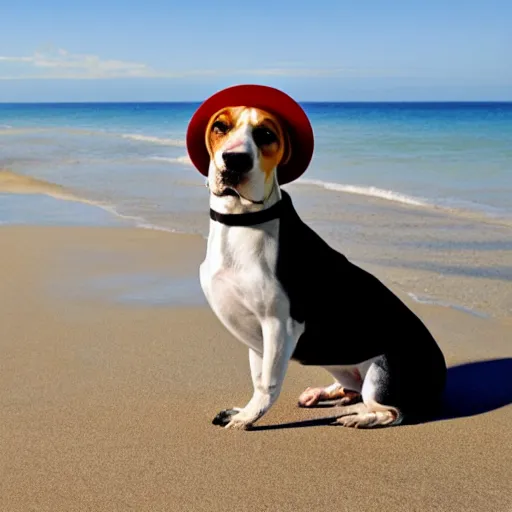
(121, 133), (186, 147)
(295, 178), (429, 207)
(149, 155), (192, 165)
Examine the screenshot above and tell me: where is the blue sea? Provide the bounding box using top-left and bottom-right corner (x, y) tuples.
(1, 102), (511, 317)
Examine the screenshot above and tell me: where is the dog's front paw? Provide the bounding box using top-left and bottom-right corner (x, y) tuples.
(212, 408), (254, 430)
(212, 408), (241, 427)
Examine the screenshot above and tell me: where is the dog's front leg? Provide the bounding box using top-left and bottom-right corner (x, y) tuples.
(214, 317), (296, 430)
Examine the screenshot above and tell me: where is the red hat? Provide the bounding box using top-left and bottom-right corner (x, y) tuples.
(186, 84), (314, 185)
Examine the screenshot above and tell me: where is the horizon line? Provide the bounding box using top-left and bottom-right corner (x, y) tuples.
(1, 99), (512, 105)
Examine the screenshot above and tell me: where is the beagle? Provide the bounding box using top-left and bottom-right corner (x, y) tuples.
(198, 105), (447, 429)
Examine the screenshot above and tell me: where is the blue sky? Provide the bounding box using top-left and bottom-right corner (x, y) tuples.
(1, 0), (511, 101)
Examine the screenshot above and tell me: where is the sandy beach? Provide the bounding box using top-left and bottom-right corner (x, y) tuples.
(1, 225), (511, 511)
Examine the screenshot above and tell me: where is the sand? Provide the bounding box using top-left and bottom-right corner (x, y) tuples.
(1, 226), (511, 511)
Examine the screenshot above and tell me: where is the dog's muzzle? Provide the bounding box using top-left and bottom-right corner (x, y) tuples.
(220, 151), (253, 186)
(222, 151), (253, 173)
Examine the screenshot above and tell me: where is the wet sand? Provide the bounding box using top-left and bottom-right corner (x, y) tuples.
(0, 226), (511, 511)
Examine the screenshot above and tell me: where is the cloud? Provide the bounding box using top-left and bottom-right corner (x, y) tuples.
(0, 49), (160, 79)
(0, 56), (33, 63)
(0, 47), (387, 80)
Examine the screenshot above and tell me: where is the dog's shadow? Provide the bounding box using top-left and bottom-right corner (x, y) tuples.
(436, 357), (512, 421)
(250, 358), (512, 431)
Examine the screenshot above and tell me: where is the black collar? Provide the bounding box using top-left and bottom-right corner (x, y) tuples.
(209, 198), (284, 226)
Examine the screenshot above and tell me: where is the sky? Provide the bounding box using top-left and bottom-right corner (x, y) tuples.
(0, 0), (511, 102)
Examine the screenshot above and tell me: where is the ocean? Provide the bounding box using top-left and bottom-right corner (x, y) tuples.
(1, 102), (511, 318)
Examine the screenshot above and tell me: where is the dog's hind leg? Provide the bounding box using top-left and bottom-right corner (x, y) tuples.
(298, 365), (363, 408)
(334, 357), (404, 428)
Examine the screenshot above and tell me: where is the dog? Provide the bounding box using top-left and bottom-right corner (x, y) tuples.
(186, 85), (447, 430)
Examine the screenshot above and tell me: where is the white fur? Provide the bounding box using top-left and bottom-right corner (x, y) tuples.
(200, 185), (305, 429)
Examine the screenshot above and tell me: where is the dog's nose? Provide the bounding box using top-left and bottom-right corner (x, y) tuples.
(222, 152), (253, 174)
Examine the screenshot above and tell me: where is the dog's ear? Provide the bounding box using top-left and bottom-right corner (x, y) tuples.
(280, 128), (292, 166)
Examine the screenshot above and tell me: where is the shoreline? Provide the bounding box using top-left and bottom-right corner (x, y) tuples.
(2, 164), (512, 229)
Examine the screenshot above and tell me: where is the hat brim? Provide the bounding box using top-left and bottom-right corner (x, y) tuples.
(186, 84), (314, 185)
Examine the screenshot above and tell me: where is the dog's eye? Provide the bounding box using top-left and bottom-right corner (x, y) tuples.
(212, 121), (230, 135)
(252, 126), (278, 147)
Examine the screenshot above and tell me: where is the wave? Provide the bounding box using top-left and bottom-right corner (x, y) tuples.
(0, 125), (187, 146)
(293, 178), (512, 227)
(92, 203), (181, 233)
(121, 133), (186, 147)
(295, 178), (429, 207)
(149, 155), (192, 166)
(407, 292), (489, 319)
